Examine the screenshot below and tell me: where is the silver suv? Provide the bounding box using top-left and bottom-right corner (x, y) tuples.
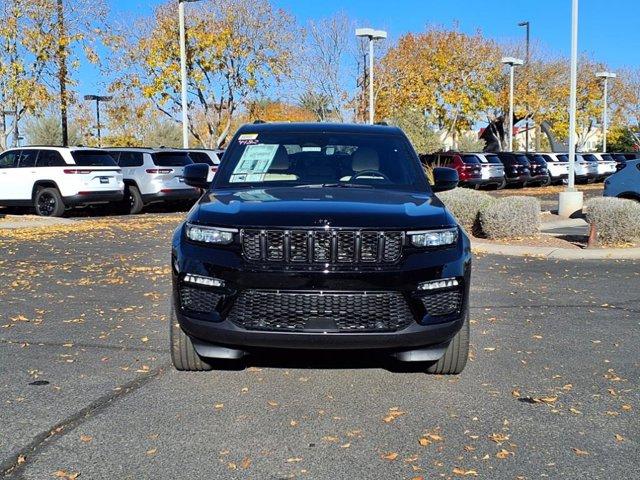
(106, 148), (200, 214)
(0, 146), (124, 216)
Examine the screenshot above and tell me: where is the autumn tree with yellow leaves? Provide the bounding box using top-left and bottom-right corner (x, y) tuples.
(115, 0), (295, 148)
(377, 27), (502, 149)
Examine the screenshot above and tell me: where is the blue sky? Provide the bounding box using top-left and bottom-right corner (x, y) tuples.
(77, 0), (640, 95)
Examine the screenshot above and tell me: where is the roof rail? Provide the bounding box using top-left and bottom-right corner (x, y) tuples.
(374, 121), (389, 126)
(253, 119), (266, 124)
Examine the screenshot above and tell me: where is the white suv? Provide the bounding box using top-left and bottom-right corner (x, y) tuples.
(0, 147), (124, 217)
(106, 148), (200, 214)
(539, 153), (570, 184)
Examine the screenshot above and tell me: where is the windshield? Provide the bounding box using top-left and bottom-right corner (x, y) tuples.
(214, 131), (428, 192)
(582, 154), (598, 163)
(152, 152), (192, 167)
(600, 154), (614, 161)
(71, 151), (118, 167)
(557, 154), (568, 162)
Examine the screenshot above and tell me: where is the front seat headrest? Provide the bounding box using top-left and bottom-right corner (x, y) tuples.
(352, 147), (380, 171)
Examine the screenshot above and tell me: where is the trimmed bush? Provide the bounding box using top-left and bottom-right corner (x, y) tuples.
(585, 197), (640, 245)
(437, 188), (495, 234)
(479, 196), (540, 239)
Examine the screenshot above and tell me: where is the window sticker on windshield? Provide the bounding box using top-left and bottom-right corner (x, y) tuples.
(238, 133), (259, 145)
(230, 144), (279, 183)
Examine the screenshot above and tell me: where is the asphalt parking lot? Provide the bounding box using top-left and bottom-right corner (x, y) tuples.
(1, 214), (638, 479)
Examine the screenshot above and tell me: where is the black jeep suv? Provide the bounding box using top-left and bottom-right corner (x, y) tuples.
(170, 123), (471, 374)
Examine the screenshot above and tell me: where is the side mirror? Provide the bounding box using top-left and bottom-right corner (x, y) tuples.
(183, 163), (211, 189)
(432, 167), (458, 192)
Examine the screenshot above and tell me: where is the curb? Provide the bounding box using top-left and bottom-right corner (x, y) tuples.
(471, 241), (640, 260)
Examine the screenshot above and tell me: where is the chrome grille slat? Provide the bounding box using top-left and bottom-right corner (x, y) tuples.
(241, 229), (403, 264)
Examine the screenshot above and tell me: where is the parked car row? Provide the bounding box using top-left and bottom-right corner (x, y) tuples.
(0, 146), (223, 216)
(420, 151), (639, 190)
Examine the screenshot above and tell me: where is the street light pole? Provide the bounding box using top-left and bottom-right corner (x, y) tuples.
(356, 28), (387, 125)
(595, 71), (616, 153)
(84, 95), (112, 147)
(518, 21), (530, 152)
(178, 0), (201, 148)
(558, 0), (583, 217)
(501, 57), (524, 152)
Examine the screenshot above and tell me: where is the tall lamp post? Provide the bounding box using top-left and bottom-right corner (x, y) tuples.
(558, 0), (582, 217)
(518, 21), (530, 151)
(595, 71), (616, 153)
(179, 0), (201, 148)
(84, 95), (112, 147)
(501, 57), (524, 152)
(355, 28), (387, 125)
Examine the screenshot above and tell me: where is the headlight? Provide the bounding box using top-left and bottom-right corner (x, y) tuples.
(408, 228), (458, 247)
(185, 223), (236, 244)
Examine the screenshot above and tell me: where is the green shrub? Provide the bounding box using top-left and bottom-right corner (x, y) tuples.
(436, 188), (494, 234)
(479, 196), (540, 239)
(585, 197), (640, 245)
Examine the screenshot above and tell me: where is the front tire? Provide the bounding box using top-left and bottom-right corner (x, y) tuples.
(34, 187), (66, 217)
(426, 309), (470, 375)
(170, 306), (213, 371)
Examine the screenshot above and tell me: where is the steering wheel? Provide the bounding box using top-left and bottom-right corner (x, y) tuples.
(349, 169), (391, 183)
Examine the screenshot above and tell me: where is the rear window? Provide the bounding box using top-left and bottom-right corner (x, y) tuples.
(528, 154), (546, 165)
(461, 154), (481, 164)
(557, 154), (568, 162)
(600, 154), (614, 161)
(582, 154), (598, 163)
(71, 151), (118, 167)
(483, 154), (502, 164)
(152, 152), (192, 167)
(188, 152), (216, 166)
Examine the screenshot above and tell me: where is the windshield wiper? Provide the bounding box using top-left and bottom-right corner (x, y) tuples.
(320, 183), (374, 189)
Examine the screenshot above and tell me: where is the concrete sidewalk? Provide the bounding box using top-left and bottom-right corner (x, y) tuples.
(472, 240), (640, 260)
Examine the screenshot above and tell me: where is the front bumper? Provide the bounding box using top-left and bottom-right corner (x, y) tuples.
(172, 230), (472, 353)
(64, 190), (124, 206)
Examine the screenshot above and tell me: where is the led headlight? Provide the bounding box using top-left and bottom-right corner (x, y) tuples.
(408, 228), (458, 247)
(185, 223), (236, 244)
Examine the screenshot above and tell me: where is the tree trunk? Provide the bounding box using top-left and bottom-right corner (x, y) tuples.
(57, 0), (68, 147)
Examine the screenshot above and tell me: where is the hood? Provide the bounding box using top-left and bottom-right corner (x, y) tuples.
(191, 187), (453, 229)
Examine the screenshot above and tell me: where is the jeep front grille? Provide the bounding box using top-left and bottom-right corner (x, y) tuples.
(241, 229), (403, 264)
(228, 290), (413, 332)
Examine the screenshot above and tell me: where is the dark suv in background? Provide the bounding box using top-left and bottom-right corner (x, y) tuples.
(496, 152), (532, 187)
(524, 153), (551, 186)
(170, 123), (471, 375)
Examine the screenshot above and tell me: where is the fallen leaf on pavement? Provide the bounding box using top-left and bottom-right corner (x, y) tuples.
(453, 467), (478, 476)
(382, 452), (398, 461)
(572, 448), (589, 456)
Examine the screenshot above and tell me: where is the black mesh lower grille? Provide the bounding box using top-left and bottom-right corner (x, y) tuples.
(179, 286), (223, 313)
(228, 290), (414, 332)
(420, 289), (463, 317)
